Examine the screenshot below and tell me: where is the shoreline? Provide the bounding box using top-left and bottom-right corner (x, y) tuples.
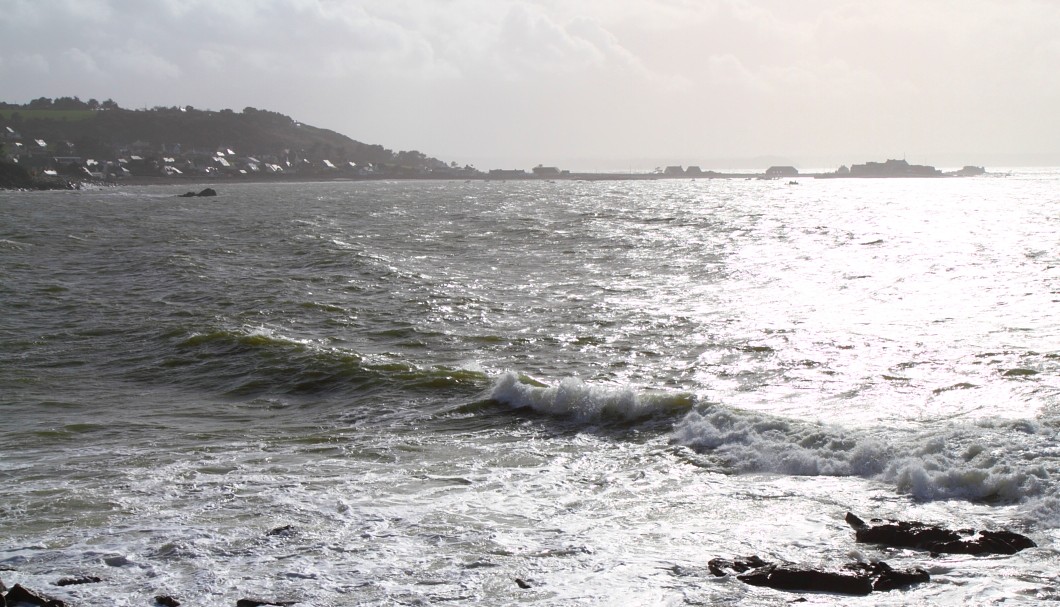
(2, 166), (996, 192)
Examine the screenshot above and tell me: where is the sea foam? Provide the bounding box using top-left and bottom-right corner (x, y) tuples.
(673, 405), (1059, 509)
(488, 371), (693, 422)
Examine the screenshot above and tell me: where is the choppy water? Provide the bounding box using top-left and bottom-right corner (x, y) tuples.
(2, 173), (1059, 605)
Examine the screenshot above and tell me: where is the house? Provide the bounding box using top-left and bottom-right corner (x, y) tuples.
(532, 165), (561, 177)
(765, 166), (799, 178)
(849, 159), (940, 177)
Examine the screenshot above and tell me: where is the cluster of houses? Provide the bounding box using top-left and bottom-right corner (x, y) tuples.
(1, 125), (480, 181)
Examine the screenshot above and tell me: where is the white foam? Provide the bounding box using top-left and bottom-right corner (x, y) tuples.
(488, 371), (692, 422)
(673, 407), (891, 477)
(672, 405), (1060, 516)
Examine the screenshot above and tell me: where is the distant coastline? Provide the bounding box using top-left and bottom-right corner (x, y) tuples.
(1, 98), (991, 190)
(1, 158), (992, 192)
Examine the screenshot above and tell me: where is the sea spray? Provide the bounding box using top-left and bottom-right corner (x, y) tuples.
(489, 371), (693, 422)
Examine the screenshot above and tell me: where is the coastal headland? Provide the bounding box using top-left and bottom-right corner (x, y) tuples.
(2, 97), (986, 190)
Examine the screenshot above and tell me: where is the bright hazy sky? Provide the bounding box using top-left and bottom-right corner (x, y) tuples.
(2, 0), (1057, 170)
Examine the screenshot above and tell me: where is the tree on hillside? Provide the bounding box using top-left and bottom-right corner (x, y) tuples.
(53, 96), (89, 110)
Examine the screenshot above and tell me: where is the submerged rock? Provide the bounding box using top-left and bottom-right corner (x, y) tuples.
(55, 576), (101, 586)
(266, 525), (295, 537)
(846, 512), (1036, 555)
(154, 596), (181, 607)
(236, 599), (297, 607)
(178, 188), (218, 198)
(709, 556), (928, 595)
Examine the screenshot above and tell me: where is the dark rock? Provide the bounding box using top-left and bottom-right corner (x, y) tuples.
(177, 188), (217, 198)
(55, 575), (101, 586)
(737, 564), (873, 596)
(235, 600), (297, 607)
(710, 556), (928, 595)
(515, 578), (531, 589)
(154, 595), (181, 607)
(708, 555), (769, 577)
(846, 512), (1035, 555)
(843, 561), (930, 592)
(266, 525), (294, 537)
(4, 584), (66, 606)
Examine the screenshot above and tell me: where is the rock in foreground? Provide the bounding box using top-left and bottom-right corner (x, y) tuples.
(846, 512), (1036, 555)
(709, 556), (929, 595)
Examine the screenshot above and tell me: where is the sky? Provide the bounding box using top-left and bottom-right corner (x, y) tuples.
(2, 0), (1058, 170)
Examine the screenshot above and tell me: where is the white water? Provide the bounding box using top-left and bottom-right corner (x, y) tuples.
(2, 173), (1060, 605)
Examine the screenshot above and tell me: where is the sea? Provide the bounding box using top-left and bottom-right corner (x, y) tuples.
(1, 172), (1059, 606)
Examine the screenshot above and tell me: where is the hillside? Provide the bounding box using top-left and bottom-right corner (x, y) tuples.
(0, 97), (473, 180)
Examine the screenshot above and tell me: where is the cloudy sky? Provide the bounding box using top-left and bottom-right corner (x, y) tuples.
(2, 0), (1057, 169)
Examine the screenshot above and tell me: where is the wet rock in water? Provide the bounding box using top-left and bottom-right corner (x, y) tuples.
(55, 576), (101, 587)
(178, 188), (218, 198)
(709, 556), (928, 595)
(737, 564), (874, 596)
(845, 561), (930, 592)
(236, 599), (297, 607)
(4, 583), (67, 606)
(103, 555), (133, 567)
(515, 578), (532, 589)
(266, 525), (294, 537)
(708, 555), (769, 577)
(846, 512), (1036, 555)
(154, 595), (181, 607)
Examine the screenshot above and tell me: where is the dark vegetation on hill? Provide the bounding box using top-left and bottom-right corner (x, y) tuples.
(1, 96), (473, 181)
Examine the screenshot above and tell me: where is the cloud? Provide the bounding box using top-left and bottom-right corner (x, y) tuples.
(61, 48), (102, 76)
(1, 0), (1058, 165)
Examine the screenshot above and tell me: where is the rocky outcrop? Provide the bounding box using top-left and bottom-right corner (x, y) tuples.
(846, 512), (1036, 555)
(709, 556), (928, 595)
(178, 187), (217, 197)
(2, 583), (67, 606)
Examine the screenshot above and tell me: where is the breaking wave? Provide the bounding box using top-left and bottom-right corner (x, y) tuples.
(673, 405), (1060, 510)
(487, 371), (694, 422)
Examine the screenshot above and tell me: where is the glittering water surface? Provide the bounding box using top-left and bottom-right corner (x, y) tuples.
(2, 173), (1059, 605)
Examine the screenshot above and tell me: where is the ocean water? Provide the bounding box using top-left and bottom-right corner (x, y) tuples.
(1, 173), (1059, 605)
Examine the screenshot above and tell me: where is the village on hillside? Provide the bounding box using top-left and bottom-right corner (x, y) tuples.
(1, 98), (986, 186)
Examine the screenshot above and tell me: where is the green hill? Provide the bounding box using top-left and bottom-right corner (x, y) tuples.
(0, 97), (457, 174)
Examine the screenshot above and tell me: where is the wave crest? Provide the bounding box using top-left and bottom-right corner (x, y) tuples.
(673, 407), (1057, 506)
(488, 371), (693, 422)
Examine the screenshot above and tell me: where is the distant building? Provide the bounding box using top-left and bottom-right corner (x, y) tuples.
(849, 158), (940, 177)
(532, 165), (561, 177)
(664, 166), (685, 175)
(685, 165), (704, 176)
(765, 166), (799, 178)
